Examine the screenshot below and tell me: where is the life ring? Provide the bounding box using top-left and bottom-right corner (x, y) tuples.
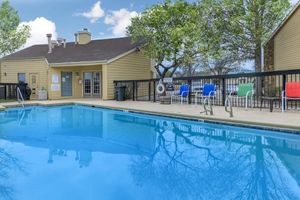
(156, 83), (165, 94)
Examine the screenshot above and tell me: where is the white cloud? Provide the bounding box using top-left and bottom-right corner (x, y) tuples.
(19, 17), (57, 48)
(104, 8), (138, 36)
(77, 1), (105, 23)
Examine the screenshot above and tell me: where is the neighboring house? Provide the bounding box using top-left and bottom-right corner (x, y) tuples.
(264, 2), (300, 71)
(0, 29), (154, 100)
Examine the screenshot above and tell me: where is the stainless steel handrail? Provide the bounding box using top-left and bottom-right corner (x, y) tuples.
(17, 87), (25, 108)
(200, 97), (213, 116)
(225, 97), (233, 118)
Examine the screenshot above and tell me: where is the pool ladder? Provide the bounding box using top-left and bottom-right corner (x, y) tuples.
(17, 87), (25, 108)
(225, 97), (233, 118)
(200, 98), (213, 116)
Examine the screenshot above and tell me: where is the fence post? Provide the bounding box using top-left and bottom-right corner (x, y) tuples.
(132, 81), (136, 101)
(153, 80), (156, 102)
(188, 79), (192, 104)
(4, 85), (7, 100)
(282, 74), (287, 110)
(8, 85), (11, 99)
(148, 82), (151, 101)
(114, 82), (117, 100)
(222, 78), (226, 106)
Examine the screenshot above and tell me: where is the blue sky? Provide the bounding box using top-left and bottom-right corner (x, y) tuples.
(9, 0), (167, 47)
(8, 0), (300, 48)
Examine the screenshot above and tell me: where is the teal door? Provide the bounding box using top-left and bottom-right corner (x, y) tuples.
(61, 72), (72, 97)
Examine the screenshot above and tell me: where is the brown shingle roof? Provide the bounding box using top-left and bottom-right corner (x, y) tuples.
(2, 37), (140, 64)
(2, 44), (48, 60)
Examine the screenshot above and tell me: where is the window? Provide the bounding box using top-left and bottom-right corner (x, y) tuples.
(18, 73), (26, 84)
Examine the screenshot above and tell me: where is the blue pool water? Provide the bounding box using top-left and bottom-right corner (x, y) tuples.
(0, 105), (300, 200)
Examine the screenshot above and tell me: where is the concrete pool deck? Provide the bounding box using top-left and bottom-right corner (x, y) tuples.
(1, 99), (300, 131)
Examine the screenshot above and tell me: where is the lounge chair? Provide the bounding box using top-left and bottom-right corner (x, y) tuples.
(171, 84), (190, 104)
(195, 84), (216, 105)
(229, 83), (254, 110)
(282, 82), (300, 112)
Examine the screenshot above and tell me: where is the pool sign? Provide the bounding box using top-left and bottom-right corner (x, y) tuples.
(163, 78), (173, 83)
(52, 74), (59, 83)
(51, 84), (60, 91)
(166, 83), (175, 91)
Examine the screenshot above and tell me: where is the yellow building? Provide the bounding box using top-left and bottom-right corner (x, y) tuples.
(0, 29), (153, 100)
(264, 2), (300, 71)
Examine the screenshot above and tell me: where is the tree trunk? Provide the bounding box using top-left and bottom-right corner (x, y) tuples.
(187, 64), (193, 77)
(255, 45), (262, 72)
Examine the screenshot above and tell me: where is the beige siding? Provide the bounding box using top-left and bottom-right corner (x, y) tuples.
(78, 33), (91, 45)
(48, 65), (102, 99)
(0, 58), (48, 99)
(274, 7), (300, 70)
(103, 51), (152, 100)
(1, 51), (151, 100)
(0, 61), (1, 83)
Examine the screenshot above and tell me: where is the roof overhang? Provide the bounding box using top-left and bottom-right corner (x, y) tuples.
(49, 60), (107, 67)
(1, 57), (46, 62)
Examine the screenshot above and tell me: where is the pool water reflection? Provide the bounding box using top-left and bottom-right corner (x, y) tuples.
(0, 105), (300, 200)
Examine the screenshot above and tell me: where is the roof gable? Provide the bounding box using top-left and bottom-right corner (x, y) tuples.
(264, 1), (300, 45)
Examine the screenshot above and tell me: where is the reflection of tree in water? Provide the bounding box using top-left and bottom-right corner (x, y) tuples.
(0, 147), (24, 200)
(130, 121), (300, 200)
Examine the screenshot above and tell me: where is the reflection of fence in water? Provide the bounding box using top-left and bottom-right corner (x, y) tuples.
(158, 120), (300, 154)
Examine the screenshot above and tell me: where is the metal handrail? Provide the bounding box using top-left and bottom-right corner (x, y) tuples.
(225, 97), (233, 118)
(17, 87), (25, 108)
(200, 98), (213, 116)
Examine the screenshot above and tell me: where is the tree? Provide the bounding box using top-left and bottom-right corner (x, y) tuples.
(195, 0), (290, 74)
(0, 0), (30, 57)
(219, 0), (291, 72)
(164, 0), (246, 76)
(191, 0), (243, 75)
(127, 0), (200, 79)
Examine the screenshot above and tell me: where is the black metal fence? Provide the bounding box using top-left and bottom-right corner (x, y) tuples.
(0, 83), (28, 100)
(114, 69), (300, 110)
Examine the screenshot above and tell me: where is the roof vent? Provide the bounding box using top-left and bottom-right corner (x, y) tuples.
(57, 38), (67, 48)
(57, 38), (64, 45)
(46, 34), (52, 53)
(74, 33), (78, 44)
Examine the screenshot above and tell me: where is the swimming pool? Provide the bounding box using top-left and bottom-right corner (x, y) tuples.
(0, 105), (300, 200)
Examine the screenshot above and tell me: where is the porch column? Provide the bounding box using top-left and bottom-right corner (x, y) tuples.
(102, 64), (109, 100)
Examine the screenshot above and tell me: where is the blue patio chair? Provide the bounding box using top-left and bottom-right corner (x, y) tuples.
(171, 84), (190, 104)
(195, 84), (216, 105)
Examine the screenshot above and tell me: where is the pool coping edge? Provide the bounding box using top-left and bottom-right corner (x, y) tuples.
(1, 101), (300, 134)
